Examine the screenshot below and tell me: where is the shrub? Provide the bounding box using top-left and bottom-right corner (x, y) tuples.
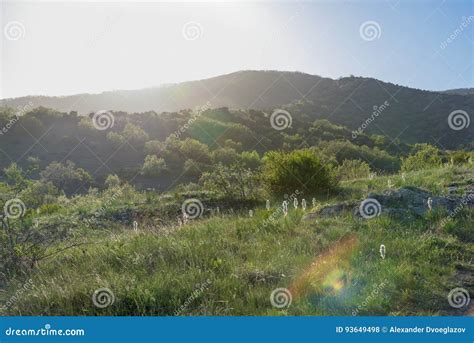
(402, 144), (442, 172)
(336, 159), (371, 181)
(318, 140), (400, 173)
(262, 149), (337, 195)
(449, 150), (472, 165)
(105, 174), (121, 188)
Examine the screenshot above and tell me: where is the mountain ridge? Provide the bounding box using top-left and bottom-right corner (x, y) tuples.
(1, 70), (473, 149)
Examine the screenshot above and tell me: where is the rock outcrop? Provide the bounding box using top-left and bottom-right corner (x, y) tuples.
(303, 186), (474, 221)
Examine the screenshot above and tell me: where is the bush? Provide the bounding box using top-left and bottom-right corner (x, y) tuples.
(402, 144), (442, 172)
(449, 150), (473, 165)
(336, 159), (371, 181)
(318, 140), (400, 173)
(105, 174), (121, 188)
(262, 149), (337, 195)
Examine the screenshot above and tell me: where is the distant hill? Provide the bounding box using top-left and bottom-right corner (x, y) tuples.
(1, 70), (473, 148)
(442, 88), (474, 96)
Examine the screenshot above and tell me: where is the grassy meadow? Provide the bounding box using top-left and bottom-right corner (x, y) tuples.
(1, 165), (472, 316)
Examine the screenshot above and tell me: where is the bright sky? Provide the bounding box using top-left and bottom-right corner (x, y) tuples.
(1, 0), (473, 98)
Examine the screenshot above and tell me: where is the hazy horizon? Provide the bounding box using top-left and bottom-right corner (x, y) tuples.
(1, 68), (472, 100)
(1, 0), (473, 99)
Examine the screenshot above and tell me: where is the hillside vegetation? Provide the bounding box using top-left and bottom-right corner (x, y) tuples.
(1, 165), (472, 316)
(1, 71), (473, 149)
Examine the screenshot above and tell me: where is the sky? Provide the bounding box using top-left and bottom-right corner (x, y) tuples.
(1, 0), (473, 99)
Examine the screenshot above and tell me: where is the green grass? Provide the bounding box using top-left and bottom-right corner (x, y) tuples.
(1, 166), (473, 316)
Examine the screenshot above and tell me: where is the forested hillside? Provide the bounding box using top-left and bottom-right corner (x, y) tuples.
(1, 71), (473, 149)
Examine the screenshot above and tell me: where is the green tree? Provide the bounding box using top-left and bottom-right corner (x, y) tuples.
(122, 123), (149, 147)
(141, 155), (167, 177)
(212, 147), (240, 166)
(240, 151), (261, 170)
(200, 164), (260, 199)
(144, 140), (165, 155)
(180, 139), (211, 164)
(3, 163), (27, 190)
(40, 161), (92, 194)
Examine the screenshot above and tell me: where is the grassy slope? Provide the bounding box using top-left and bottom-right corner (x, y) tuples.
(2, 166), (473, 316)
